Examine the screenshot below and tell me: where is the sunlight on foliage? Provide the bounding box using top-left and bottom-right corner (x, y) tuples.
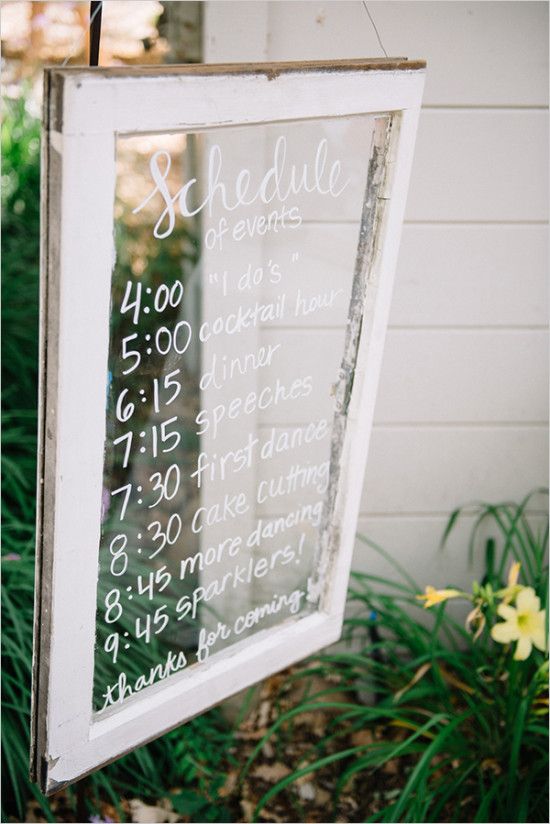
(237, 494), (548, 823)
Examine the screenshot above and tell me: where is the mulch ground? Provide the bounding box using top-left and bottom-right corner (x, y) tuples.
(24, 667), (414, 824)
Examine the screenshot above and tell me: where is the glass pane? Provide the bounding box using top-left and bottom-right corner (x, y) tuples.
(93, 114), (380, 715)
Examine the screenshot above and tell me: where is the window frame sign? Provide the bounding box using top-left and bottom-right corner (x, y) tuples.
(31, 59), (425, 793)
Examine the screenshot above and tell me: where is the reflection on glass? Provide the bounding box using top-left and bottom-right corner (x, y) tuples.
(93, 115), (378, 714)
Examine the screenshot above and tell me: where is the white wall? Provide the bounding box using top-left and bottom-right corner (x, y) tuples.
(204, 0), (549, 590)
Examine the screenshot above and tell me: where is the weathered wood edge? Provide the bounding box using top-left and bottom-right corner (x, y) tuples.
(313, 114), (395, 608)
(45, 57), (426, 81)
(29, 68), (50, 787)
(30, 68), (62, 793)
(45, 58), (426, 133)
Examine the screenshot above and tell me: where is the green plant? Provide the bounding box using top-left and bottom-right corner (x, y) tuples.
(2, 92), (44, 822)
(1, 95), (234, 824)
(239, 492), (549, 823)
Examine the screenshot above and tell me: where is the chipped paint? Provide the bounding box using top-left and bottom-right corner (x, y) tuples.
(311, 115), (395, 609)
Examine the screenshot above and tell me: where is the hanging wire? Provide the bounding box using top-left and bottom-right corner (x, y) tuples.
(362, 1), (389, 58)
(61, 1), (103, 68)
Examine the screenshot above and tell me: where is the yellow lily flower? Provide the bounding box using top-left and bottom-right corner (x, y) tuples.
(496, 561), (522, 604)
(507, 561), (521, 587)
(491, 586), (547, 660)
(417, 585), (462, 609)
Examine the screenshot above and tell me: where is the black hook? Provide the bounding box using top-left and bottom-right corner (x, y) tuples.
(89, 1), (103, 67)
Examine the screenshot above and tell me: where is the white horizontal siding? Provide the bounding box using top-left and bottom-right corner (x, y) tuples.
(204, 1), (549, 592)
(375, 329), (548, 422)
(361, 426), (548, 514)
(407, 110), (549, 222)
(392, 225), (549, 327)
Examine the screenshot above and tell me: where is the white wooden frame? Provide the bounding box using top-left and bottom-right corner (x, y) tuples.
(32, 59), (425, 793)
